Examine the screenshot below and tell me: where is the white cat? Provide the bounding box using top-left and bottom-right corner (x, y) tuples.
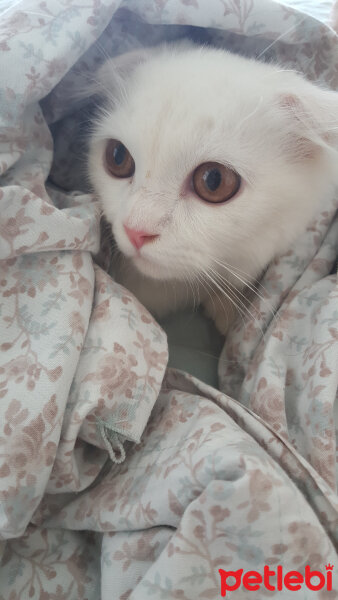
(88, 43), (338, 334)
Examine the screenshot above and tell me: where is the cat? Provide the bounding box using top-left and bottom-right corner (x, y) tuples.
(88, 42), (338, 334)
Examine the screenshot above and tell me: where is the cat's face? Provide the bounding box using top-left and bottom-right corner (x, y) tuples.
(89, 45), (338, 286)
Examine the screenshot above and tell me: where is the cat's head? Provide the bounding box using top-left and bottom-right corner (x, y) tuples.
(88, 43), (338, 285)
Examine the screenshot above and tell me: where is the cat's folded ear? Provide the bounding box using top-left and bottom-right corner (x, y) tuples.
(96, 47), (156, 99)
(77, 40), (194, 103)
(277, 77), (338, 161)
(72, 47), (157, 103)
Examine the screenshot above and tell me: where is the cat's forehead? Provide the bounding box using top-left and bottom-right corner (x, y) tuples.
(104, 49), (284, 155)
(123, 50), (269, 122)
(97, 49), (292, 179)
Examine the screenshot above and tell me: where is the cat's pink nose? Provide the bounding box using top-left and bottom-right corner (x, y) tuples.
(124, 225), (159, 250)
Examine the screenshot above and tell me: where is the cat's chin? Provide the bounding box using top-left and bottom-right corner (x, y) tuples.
(131, 254), (181, 281)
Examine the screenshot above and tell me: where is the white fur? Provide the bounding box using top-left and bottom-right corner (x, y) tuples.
(88, 43), (338, 333)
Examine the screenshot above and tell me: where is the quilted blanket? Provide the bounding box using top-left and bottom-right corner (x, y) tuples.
(0, 1), (337, 599)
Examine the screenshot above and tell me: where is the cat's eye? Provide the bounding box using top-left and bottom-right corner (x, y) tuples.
(105, 139), (135, 178)
(192, 162), (240, 203)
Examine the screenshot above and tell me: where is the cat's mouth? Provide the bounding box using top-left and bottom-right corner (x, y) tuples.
(115, 231), (187, 280)
(130, 252), (183, 281)
(132, 253), (167, 279)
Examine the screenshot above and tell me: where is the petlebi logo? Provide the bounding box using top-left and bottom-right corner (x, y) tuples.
(218, 564), (334, 596)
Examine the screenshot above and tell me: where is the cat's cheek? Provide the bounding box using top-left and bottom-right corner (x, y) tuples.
(112, 227), (136, 259)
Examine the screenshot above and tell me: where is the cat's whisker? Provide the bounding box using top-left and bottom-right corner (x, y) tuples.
(202, 268), (249, 332)
(94, 40), (113, 64)
(207, 265), (264, 336)
(204, 270), (247, 331)
(0, 0), (24, 19)
(191, 215), (268, 304)
(189, 275), (198, 312)
(183, 271), (193, 311)
(211, 256), (270, 298)
(234, 96), (264, 134)
(186, 269), (200, 313)
(181, 270), (192, 311)
(194, 271), (216, 318)
(256, 17), (307, 60)
(200, 270), (231, 325)
(211, 258), (279, 334)
(210, 267), (256, 313)
(214, 261), (267, 308)
(79, 72), (127, 117)
(212, 256), (275, 312)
